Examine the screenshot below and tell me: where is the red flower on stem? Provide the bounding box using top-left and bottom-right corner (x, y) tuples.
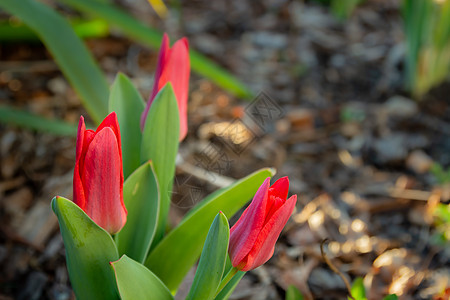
(229, 177), (297, 271)
(141, 33), (190, 140)
(73, 112), (127, 234)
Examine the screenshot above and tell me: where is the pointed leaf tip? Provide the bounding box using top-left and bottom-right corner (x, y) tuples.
(112, 255), (173, 300)
(186, 213), (229, 300)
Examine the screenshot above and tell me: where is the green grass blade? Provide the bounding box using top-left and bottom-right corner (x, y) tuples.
(189, 52), (254, 99)
(402, 0), (450, 97)
(331, 0), (364, 20)
(0, 0), (110, 124)
(72, 18), (109, 39)
(0, 18), (109, 42)
(349, 277), (366, 300)
(0, 105), (77, 136)
(285, 285), (304, 300)
(57, 0), (254, 99)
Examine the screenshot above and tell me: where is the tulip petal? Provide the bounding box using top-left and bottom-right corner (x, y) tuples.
(240, 195), (297, 271)
(264, 177), (290, 222)
(82, 127), (126, 234)
(158, 37), (190, 140)
(78, 130), (95, 183)
(140, 34), (169, 129)
(92, 112), (124, 203)
(264, 194), (285, 224)
(150, 33), (170, 106)
(140, 34), (190, 140)
(229, 177), (270, 267)
(268, 176), (289, 201)
(75, 116), (85, 162)
(73, 116), (86, 209)
(96, 112), (122, 159)
(74, 118), (95, 211)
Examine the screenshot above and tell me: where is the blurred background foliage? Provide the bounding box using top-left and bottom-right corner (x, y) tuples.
(402, 0), (450, 98)
(0, 0), (450, 299)
(0, 0), (450, 132)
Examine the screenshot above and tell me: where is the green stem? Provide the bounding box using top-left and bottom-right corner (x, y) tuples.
(215, 266), (238, 296)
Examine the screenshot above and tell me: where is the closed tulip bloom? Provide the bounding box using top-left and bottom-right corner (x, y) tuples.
(73, 112), (127, 234)
(229, 177), (297, 271)
(141, 33), (190, 140)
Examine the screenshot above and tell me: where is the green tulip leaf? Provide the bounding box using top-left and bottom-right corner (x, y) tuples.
(141, 83), (179, 247)
(109, 73), (145, 179)
(186, 212), (230, 300)
(115, 161), (159, 263)
(145, 168), (275, 292)
(0, 18), (109, 42)
(111, 255), (173, 300)
(51, 196), (119, 300)
(383, 295), (398, 300)
(0, 0), (109, 124)
(285, 285), (304, 300)
(0, 105), (78, 136)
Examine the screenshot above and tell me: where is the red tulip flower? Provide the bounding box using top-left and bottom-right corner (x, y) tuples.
(73, 112), (127, 234)
(141, 33), (190, 140)
(229, 177), (297, 271)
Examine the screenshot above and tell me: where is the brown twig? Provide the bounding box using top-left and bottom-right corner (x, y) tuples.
(175, 154), (235, 188)
(320, 239), (355, 300)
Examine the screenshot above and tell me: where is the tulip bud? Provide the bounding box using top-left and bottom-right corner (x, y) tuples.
(141, 33), (190, 140)
(73, 112), (127, 234)
(229, 177), (297, 271)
